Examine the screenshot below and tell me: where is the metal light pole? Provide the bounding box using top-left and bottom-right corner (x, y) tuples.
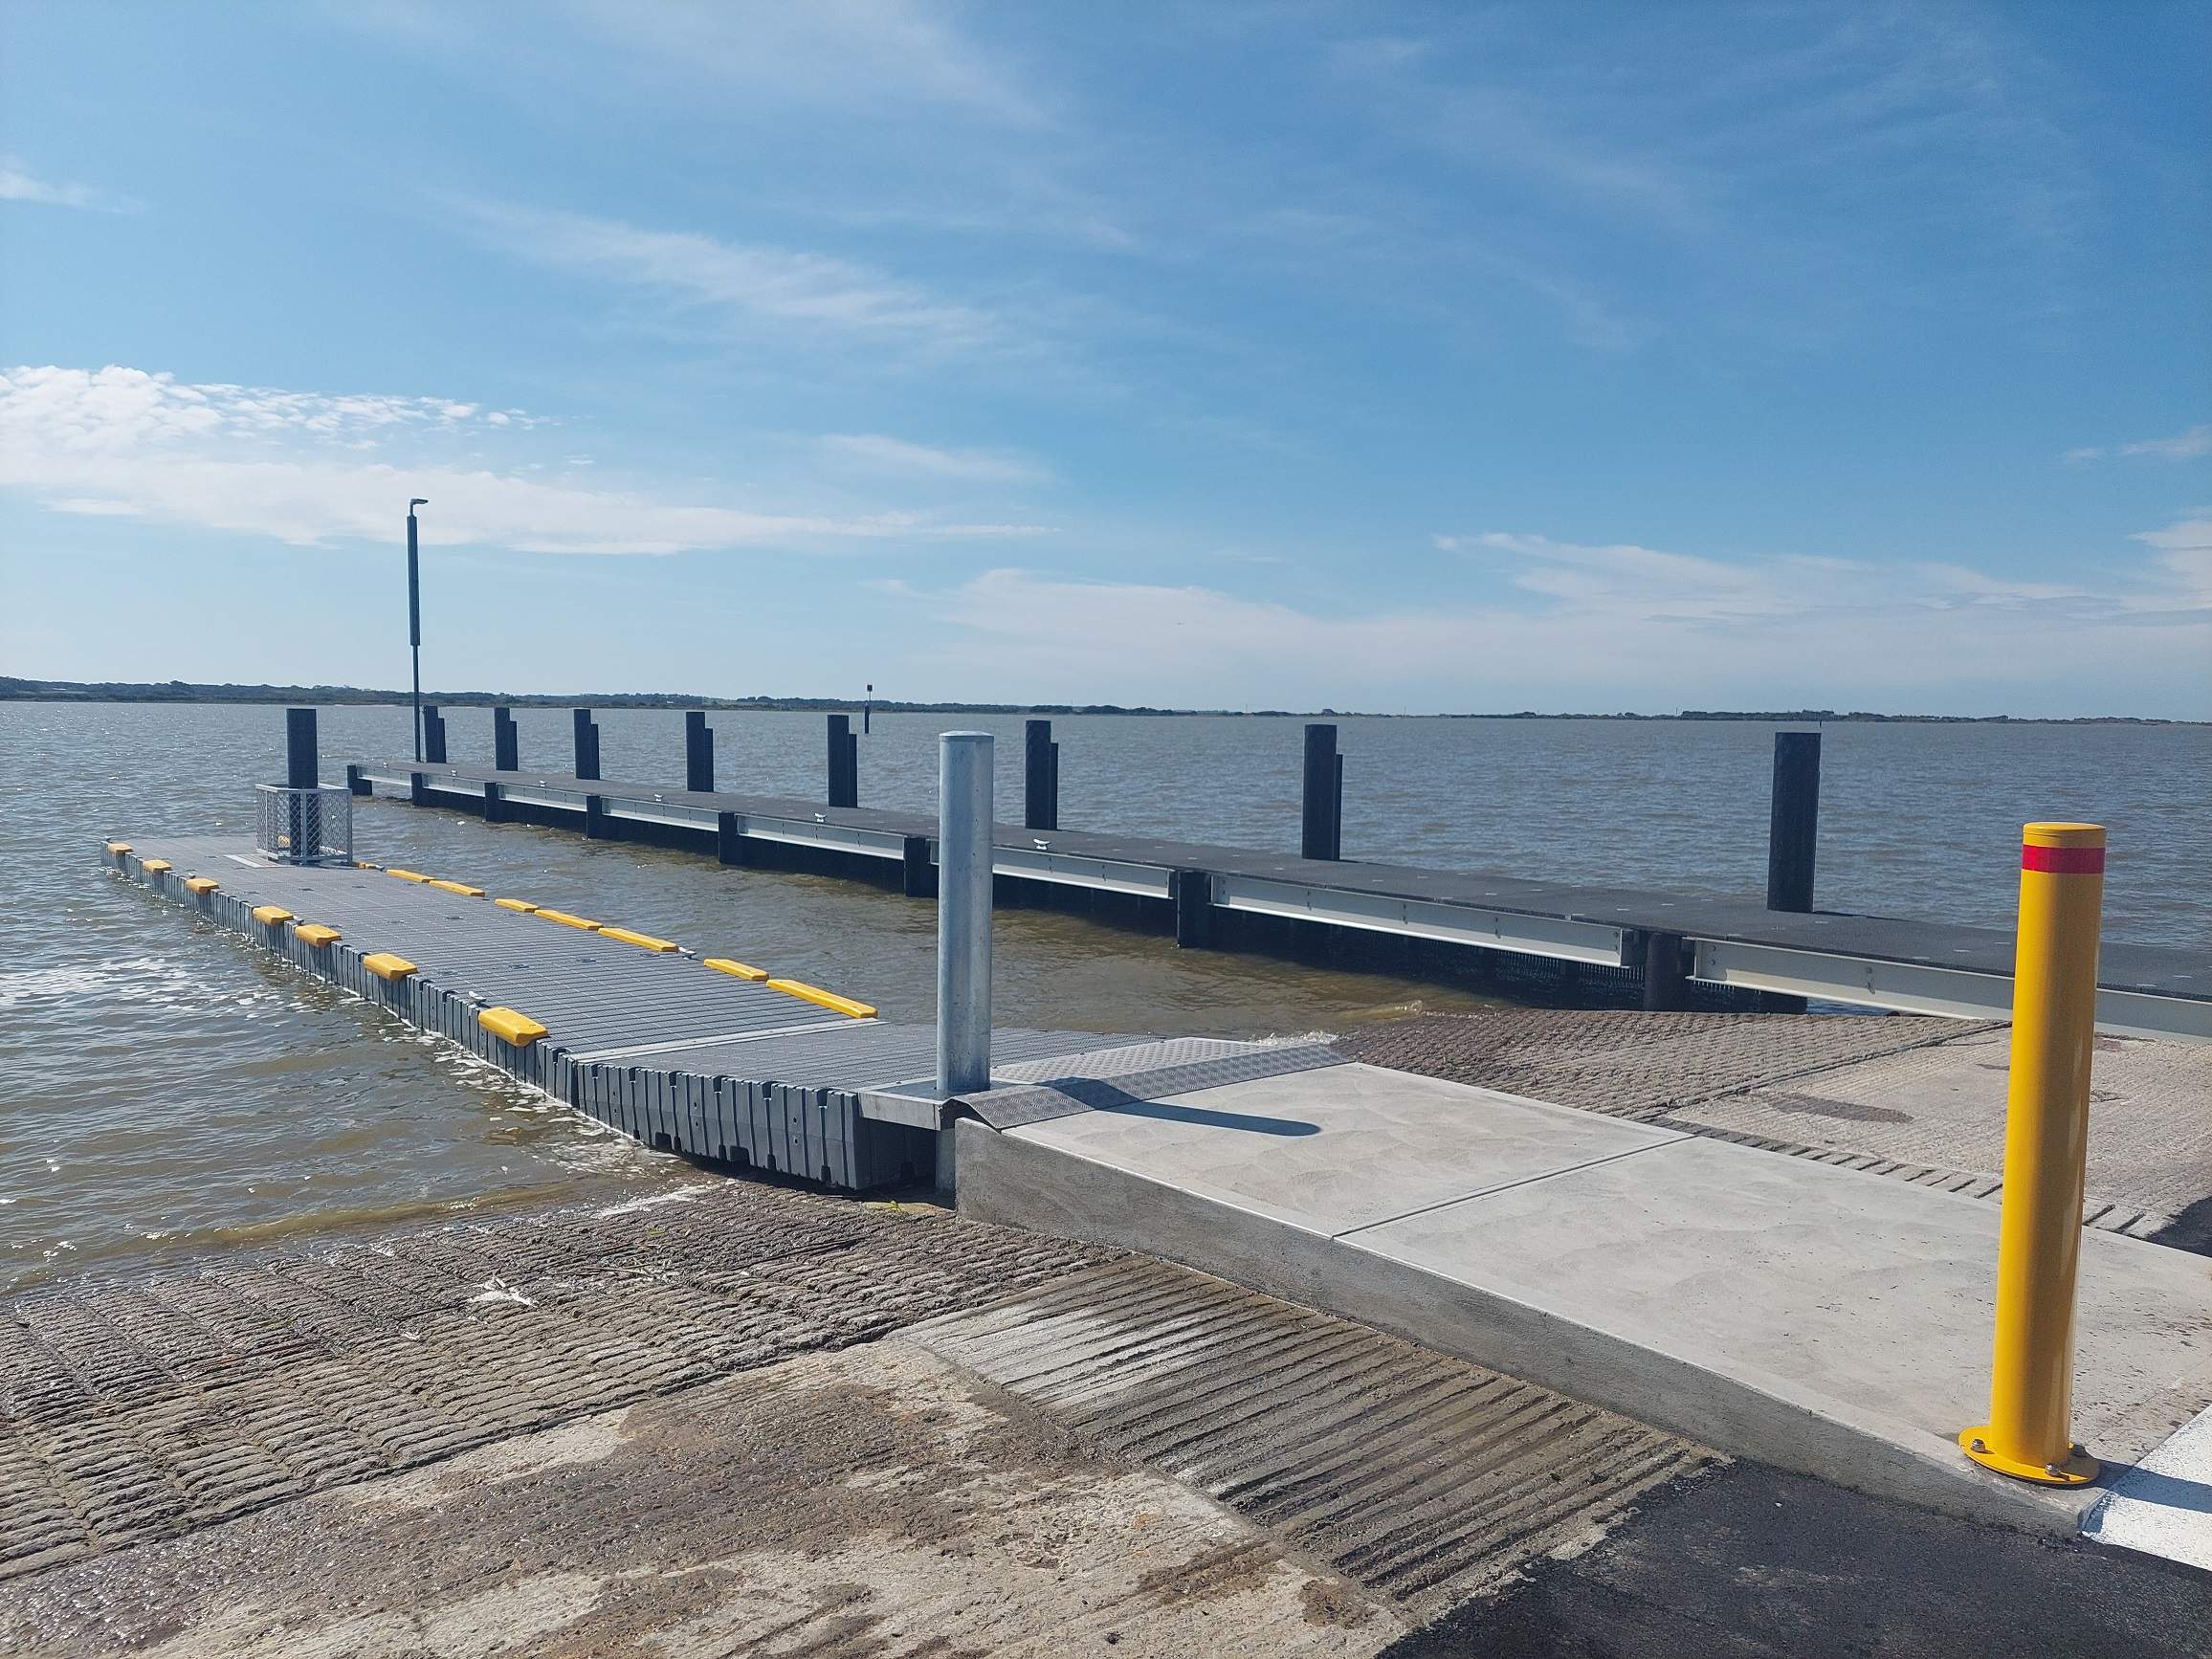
(407, 498), (429, 762)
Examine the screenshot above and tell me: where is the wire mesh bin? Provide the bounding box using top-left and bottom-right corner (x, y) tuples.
(254, 784), (354, 865)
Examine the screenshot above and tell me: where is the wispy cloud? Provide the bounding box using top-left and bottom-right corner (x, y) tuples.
(818, 432), (1050, 484)
(0, 156), (140, 213)
(1445, 531), (2138, 622)
(888, 529), (2209, 711)
(461, 202), (1004, 358)
(559, 0), (1049, 127)
(2065, 424), (2212, 465)
(2133, 511), (2212, 607)
(345, 0), (1049, 126)
(1326, 40), (1709, 238)
(1313, 10), (2094, 348)
(1439, 531), (1810, 622)
(0, 365), (1052, 554)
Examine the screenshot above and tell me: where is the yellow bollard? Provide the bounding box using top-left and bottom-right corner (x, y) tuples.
(1961, 823), (2106, 1486)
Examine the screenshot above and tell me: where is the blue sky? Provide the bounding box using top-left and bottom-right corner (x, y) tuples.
(2, 3), (2206, 716)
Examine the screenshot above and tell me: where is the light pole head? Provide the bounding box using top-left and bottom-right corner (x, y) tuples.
(409, 498), (430, 515)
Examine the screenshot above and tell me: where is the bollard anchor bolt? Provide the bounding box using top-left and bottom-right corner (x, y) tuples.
(1958, 1425), (2099, 1486)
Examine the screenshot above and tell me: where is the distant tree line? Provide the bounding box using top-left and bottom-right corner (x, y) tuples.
(0, 677), (2190, 724)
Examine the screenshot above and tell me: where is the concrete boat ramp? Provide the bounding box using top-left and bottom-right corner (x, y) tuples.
(18, 1181), (2208, 1657)
(956, 1058), (2210, 1543)
(95, 834), (2212, 1601)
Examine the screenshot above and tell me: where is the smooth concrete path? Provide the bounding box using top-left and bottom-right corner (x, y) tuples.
(956, 1061), (2212, 1542)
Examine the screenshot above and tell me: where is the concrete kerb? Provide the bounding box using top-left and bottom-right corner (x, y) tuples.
(951, 1117), (2132, 1539)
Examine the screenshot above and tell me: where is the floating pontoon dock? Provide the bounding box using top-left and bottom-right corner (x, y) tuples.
(348, 758), (2211, 1042)
(103, 835), (1329, 1192)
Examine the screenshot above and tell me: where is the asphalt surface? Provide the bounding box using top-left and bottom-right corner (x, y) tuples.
(1386, 1462), (2212, 1659)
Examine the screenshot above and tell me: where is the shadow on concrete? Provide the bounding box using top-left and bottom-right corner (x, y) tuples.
(2095, 1461), (2212, 1517)
(1032, 1076), (1320, 1136)
(2147, 1194), (2212, 1257)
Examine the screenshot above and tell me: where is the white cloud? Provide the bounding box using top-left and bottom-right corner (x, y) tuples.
(0, 157), (140, 213)
(0, 365), (1052, 554)
(2123, 426), (2212, 460)
(1441, 530), (1812, 622)
(463, 203), (1003, 357)
(898, 531), (2209, 712)
(818, 432), (1050, 484)
(2062, 424), (2212, 465)
(2133, 512), (2212, 608)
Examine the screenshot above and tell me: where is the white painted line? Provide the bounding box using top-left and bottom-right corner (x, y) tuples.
(2081, 1401), (2212, 1571)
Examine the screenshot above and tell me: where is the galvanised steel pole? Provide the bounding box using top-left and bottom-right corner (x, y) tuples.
(936, 731), (994, 1095)
(407, 499), (429, 763)
(1961, 821), (2106, 1487)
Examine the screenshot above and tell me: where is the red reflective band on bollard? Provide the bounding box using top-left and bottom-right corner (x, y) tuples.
(2021, 845), (2106, 876)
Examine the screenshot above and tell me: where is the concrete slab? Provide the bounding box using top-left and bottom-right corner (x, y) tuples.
(960, 1061), (2212, 1536)
(1352, 1137), (2208, 1470)
(1002, 1063), (1676, 1236)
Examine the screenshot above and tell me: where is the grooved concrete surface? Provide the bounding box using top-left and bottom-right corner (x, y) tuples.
(1339, 1010), (2209, 1245)
(1667, 1026), (2212, 1246)
(6, 1344), (1417, 1659)
(1335, 1009), (1989, 1120)
(966, 1036), (1350, 1129)
(0, 1188), (1731, 1656)
(0, 1182), (1104, 1581)
(911, 1257), (1720, 1620)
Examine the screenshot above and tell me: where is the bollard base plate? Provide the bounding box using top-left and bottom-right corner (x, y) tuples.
(1958, 1427), (2100, 1486)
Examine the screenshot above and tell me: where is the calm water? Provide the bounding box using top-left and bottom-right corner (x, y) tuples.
(3, 702), (2205, 1291)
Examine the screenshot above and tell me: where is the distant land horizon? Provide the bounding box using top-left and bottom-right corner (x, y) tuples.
(2, 676), (2200, 726)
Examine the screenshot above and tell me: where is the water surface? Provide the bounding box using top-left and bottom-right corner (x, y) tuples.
(3, 702), (2202, 1291)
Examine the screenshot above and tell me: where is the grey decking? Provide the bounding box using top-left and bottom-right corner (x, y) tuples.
(101, 836), (1153, 1189)
(353, 757), (2210, 1040)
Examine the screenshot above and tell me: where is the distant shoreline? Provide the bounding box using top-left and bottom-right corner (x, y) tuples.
(1, 678), (2197, 724)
